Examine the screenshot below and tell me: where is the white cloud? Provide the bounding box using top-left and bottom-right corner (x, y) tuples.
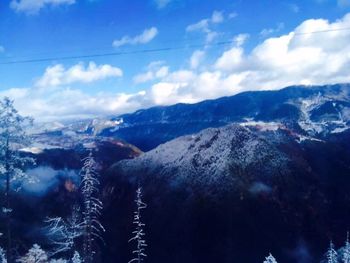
(1, 87), (148, 121)
(10, 0), (75, 14)
(113, 27), (158, 48)
(211, 10), (224, 24)
(190, 50), (205, 69)
(133, 61), (169, 84)
(186, 11), (224, 43)
(289, 3), (300, 13)
(186, 19), (210, 33)
(228, 12), (238, 19)
(149, 13), (350, 106)
(186, 10), (224, 32)
(233, 33), (249, 47)
(260, 23), (284, 37)
(154, 0), (171, 9)
(35, 62), (123, 88)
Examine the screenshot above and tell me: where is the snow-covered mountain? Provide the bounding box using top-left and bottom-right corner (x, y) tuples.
(114, 124), (291, 193)
(33, 84), (350, 152)
(96, 84), (350, 151)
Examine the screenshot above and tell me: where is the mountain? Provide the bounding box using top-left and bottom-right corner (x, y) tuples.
(96, 84), (350, 151)
(105, 123), (350, 263)
(33, 84), (350, 152)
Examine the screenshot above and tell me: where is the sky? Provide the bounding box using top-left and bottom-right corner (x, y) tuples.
(1, 0), (350, 121)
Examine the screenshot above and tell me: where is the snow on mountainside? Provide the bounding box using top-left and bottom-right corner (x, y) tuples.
(101, 84), (350, 150)
(32, 84), (350, 151)
(113, 124), (292, 193)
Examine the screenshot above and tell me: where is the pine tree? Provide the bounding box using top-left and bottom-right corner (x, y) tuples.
(17, 244), (48, 263)
(45, 206), (83, 257)
(128, 187), (147, 263)
(80, 153), (104, 263)
(71, 251), (81, 263)
(0, 97), (35, 263)
(0, 246), (6, 263)
(48, 259), (66, 263)
(263, 253), (278, 263)
(327, 240), (338, 263)
(343, 233), (350, 263)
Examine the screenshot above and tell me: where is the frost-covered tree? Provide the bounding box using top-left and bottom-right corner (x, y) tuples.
(80, 153), (104, 263)
(128, 187), (147, 263)
(263, 253), (278, 263)
(343, 233), (350, 263)
(71, 251), (81, 263)
(0, 246), (7, 263)
(327, 241), (338, 263)
(48, 259), (66, 263)
(0, 97), (35, 262)
(45, 206), (83, 257)
(17, 244), (48, 263)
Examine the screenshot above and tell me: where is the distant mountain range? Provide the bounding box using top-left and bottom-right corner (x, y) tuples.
(35, 83), (350, 151)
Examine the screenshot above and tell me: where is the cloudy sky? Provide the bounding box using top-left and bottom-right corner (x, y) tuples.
(1, 0), (350, 121)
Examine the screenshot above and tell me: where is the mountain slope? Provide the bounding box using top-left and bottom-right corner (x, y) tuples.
(100, 84), (350, 151)
(105, 123), (350, 263)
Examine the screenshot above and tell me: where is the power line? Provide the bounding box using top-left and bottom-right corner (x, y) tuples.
(0, 40), (234, 65)
(1, 27), (350, 65)
(293, 26), (350, 35)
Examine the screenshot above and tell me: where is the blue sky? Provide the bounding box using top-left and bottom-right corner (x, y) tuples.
(0, 0), (350, 121)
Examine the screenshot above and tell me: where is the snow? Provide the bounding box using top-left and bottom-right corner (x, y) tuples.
(240, 121), (282, 131)
(117, 124), (288, 192)
(331, 127), (350, 134)
(295, 93), (350, 135)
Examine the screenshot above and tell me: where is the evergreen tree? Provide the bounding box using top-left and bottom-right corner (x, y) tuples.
(263, 253), (278, 263)
(17, 244), (48, 263)
(128, 187), (147, 263)
(48, 259), (66, 263)
(327, 241), (338, 263)
(343, 232), (350, 263)
(45, 205), (83, 257)
(71, 251), (81, 263)
(0, 97), (34, 262)
(80, 153), (104, 263)
(0, 246), (6, 263)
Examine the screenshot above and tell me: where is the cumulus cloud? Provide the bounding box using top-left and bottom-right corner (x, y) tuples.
(10, 0), (75, 14)
(0, 85), (148, 121)
(149, 13), (350, 106)
(186, 11), (224, 43)
(112, 27), (158, 48)
(190, 50), (205, 69)
(133, 61), (169, 84)
(35, 62), (123, 88)
(186, 11), (224, 32)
